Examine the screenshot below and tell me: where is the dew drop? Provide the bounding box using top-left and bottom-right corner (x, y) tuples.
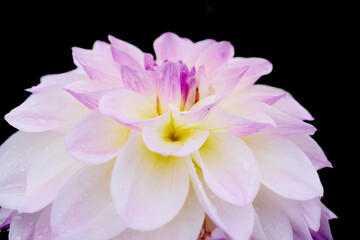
(19, 166), (26, 172)
(28, 221), (34, 226)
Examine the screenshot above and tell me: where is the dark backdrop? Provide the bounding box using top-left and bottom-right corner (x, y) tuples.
(0, 1), (353, 239)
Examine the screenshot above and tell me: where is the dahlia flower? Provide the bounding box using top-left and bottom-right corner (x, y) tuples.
(0, 32), (335, 240)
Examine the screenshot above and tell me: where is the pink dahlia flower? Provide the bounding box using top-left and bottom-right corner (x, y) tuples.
(0, 32), (335, 240)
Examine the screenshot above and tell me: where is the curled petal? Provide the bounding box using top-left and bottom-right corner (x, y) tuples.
(66, 109), (130, 164)
(193, 132), (260, 206)
(245, 134), (323, 200)
(111, 133), (190, 231)
(0, 208), (15, 230)
(142, 112), (209, 157)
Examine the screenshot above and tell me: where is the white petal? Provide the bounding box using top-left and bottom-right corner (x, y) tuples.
(245, 134), (323, 200)
(0, 131), (62, 209)
(51, 162), (125, 240)
(111, 133), (190, 231)
(194, 132), (260, 206)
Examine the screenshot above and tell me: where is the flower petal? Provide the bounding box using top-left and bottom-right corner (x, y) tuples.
(0, 207), (15, 230)
(193, 132), (260, 206)
(51, 162), (125, 240)
(288, 134), (332, 170)
(242, 84), (314, 121)
(186, 159), (255, 240)
(109, 35), (145, 68)
(99, 88), (158, 130)
(245, 134), (323, 200)
(155, 62), (182, 113)
(153, 32), (193, 64)
(66, 109), (130, 164)
(18, 136), (83, 213)
(113, 186), (205, 240)
(5, 90), (89, 132)
(72, 46), (122, 83)
(111, 46), (142, 67)
(9, 210), (42, 240)
(111, 133), (190, 231)
(0, 131), (62, 209)
(300, 198), (322, 231)
(310, 204), (336, 240)
(142, 112), (209, 157)
(195, 41), (234, 75)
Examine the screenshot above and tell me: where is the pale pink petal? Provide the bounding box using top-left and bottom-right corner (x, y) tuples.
(228, 57), (273, 93)
(310, 204), (336, 240)
(241, 84), (314, 120)
(8, 210), (42, 240)
(5, 90), (89, 132)
(144, 53), (156, 70)
(250, 214), (268, 240)
(0, 131), (62, 209)
(195, 41), (234, 76)
(18, 136), (83, 213)
(0, 207), (15, 230)
(153, 32), (193, 64)
(66, 109), (130, 164)
(33, 205), (54, 239)
(65, 79), (122, 109)
(193, 132), (260, 206)
(92, 40), (111, 52)
(185, 39), (217, 67)
(99, 88), (158, 130)
(142, 112), (209, 157)
(186, 159), (255, 240)
(199, 106), (273, 136)
(26, 68), (88, 93)
(51, 162), (125, 240)
(253, 186), (294, 240)
(109, 35), (145, 68)
(111, 46), (142, 67)
(288, 134), (332, 170)
(72, 46), (122, 83)
(155, 62), (182, 113)
(245, 134), (323, 200)
(120, 65), (157, 103)
(113, 187), (204, 240)
(300, 198), (322, 231)
(111, 133), (190, 231)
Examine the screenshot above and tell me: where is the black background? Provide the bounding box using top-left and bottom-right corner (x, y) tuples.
(0, 1), (354, 239)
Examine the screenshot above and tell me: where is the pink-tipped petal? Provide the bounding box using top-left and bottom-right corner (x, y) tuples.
(245, 134), (323, 200)
(288, 134), (332, 170)
(155, 62), (182, 113)
(120, 65), (157, 103)
(310, 204), (336, 240)
(229, 57), (273, 93)
(99, 88), (158, 130)
(193, 132), (260, 206)
(0, 131), (62, 209)
(51, 162), (125, 240)
(113, 186), (205, 240)
(300, 198), (322, 232)
(5, 90), (89, 132)
(66, 109), (130, 164)
(111, 133), (190, 231)
(195, 41), (234, 76)
(111, 46), (142, 67)
(242, 84), (314, 120)
(0, 208), (15, 230)
(200, 106), (273, 136)
(186, 159), (255, 240)
(18, 136), (83, 213)
(72, 46), (122, 83)
(142, 112), (209, 157)
(65, 80), (122, 109)
(108, 35), (145, 68)
(153, 32), (193, 64)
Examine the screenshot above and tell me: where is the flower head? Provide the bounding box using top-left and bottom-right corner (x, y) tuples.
(0, 32), (335, 239)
